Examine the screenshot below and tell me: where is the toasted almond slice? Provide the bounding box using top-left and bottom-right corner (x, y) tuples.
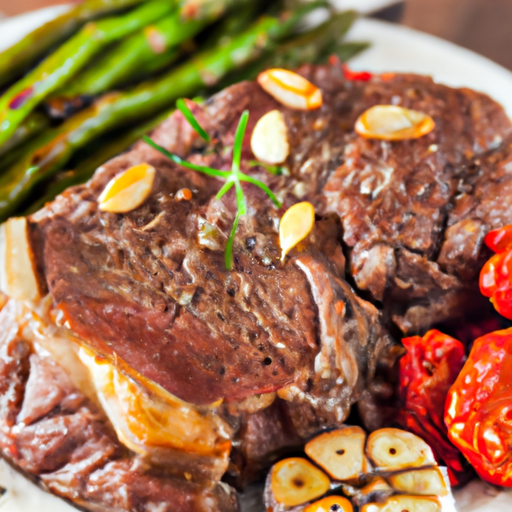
(251, 110), (290, 165)
(99, 163), (156, 213)
(360, 495), (442, 512)
(271, 457), (330, 507)
(387, 467), (448, 496)
(355, 105), (435, 140)
(279, 201), (315, 262)
(305, 495), (353, 512)
(0, 217), (43, 302)
(258, 69), (323, 110)
(305, 426), (366, 482)
(366, 428), (436, 472)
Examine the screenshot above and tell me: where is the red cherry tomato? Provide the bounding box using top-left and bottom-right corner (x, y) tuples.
(397, 330), (472, 485)
(445, 328), (512, 487)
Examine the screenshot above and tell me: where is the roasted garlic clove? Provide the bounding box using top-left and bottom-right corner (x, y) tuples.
(354, 477), (394, 508)
(270, 457), (331, 507)
(305, 495), (353, 512)
(366, 428), (436, 472)
(355, 105), (435, 140)
(0, 217), (43, 302)
(257, 69), (323, 111)
(388, 467), (448, 496)
(279, 201), (315, 261)
(251, 109), (290, 165)
(98, 163), (156, 213)
(360, 495), (441, 512)
(305, 426), (366, 482)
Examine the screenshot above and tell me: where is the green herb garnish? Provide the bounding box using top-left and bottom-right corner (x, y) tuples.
(176, 98), (211, 143)
(143, 102), (282, 270)
(249, 160), (286, 176)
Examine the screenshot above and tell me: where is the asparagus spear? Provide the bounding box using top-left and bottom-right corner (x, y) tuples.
(0, 112), (49, 158)
(0, 0), (176, 148)
(0, 4), (324, 221)
(0, 0), (147, 88)
(24, 109), (172, 214)
(51, 0), (250, 99)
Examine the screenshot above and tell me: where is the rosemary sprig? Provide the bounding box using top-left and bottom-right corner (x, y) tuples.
(176, 99), (210, 143)
(143, 101), (282, 270)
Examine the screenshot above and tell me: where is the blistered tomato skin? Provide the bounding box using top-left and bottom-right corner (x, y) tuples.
(480, 226), (512, 319)
(397, 330), (471, 486)
(484, 225), (512, 253)
(445, 328), (512, 487)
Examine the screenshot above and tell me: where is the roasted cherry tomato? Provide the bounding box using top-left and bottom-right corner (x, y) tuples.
(480, 225), (512, 319)
(397, 330), (472, 486)
(445, 328), (512, 487)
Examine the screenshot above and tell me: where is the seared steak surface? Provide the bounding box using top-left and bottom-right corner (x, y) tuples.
(0, 299), (238, 512)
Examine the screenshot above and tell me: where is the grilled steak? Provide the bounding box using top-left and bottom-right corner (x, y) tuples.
(0, 298), (238, 512)
(3, 62), (512, 510)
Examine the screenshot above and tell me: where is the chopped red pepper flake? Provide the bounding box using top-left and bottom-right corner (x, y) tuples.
(9, 87), (34, 110)
(342, 63), (373, 82)
(397, 330), (473, 486)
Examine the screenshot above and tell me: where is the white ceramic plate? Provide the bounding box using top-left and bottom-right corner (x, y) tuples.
(1, 4), (512, 512)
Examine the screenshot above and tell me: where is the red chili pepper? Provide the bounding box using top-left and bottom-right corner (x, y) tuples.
(342, 63), (373, 82)
(8, 87), (34, 110)
(397, 330), (473, 485)
(445, 328), (512, 487)
(480, 226), (512, 319)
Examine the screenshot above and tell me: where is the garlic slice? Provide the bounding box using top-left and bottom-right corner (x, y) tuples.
(305, 426), (366, 482)
(271, 457), (330, 507)
(366, 428), (436, 472)
(98, 163), (156, 213)
(258, 69), (323, 111)
(251, 110), (290, 165)
(279, 201), (315, 262)
(387, 467), (448, 496)
(0, 217), (42, 302)
(355, 105), (435, 140)
(305, 496), (353, 512)
(360, 495), (441, 512)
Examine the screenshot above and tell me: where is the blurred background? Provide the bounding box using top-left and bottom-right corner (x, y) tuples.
(0, 0), (512, 71)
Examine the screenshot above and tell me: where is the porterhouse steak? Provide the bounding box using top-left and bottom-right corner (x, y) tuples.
(0, 63), (511, 511)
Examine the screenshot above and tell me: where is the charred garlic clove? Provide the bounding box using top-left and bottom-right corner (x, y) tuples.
(251, 110), (290, 165)
(355, 105), (435, 140)
(270, 457), (331, 507)
(98, 163), (156, 213)
(366, 428), (436, 472)
(279, 201), (315, 262)
(305, 495), (354, 512)
(257, 69), (323, 111)
(305, 426), (367, 482)
(387, 468), (448, 497)
(0, 217), (43, 302)
(350, 477), (394, 508)
(360, 495), (441, 512)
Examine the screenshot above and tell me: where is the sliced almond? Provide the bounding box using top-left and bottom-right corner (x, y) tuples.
(0, 217), (43, 302)
(355, 105), (435, 140)
(251, 110), (290, 165)
(271, 457), (330, 507)
(387, 467), (448, 496)
(360, 495), (441, 512)
(305, 495), (353, 512)
(258, 69), (323, 111)
(98, 163), (156, 213)
(279, 201), (315, 262)
(305, 426), (366, 482)
(366, 428), (436, 472)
